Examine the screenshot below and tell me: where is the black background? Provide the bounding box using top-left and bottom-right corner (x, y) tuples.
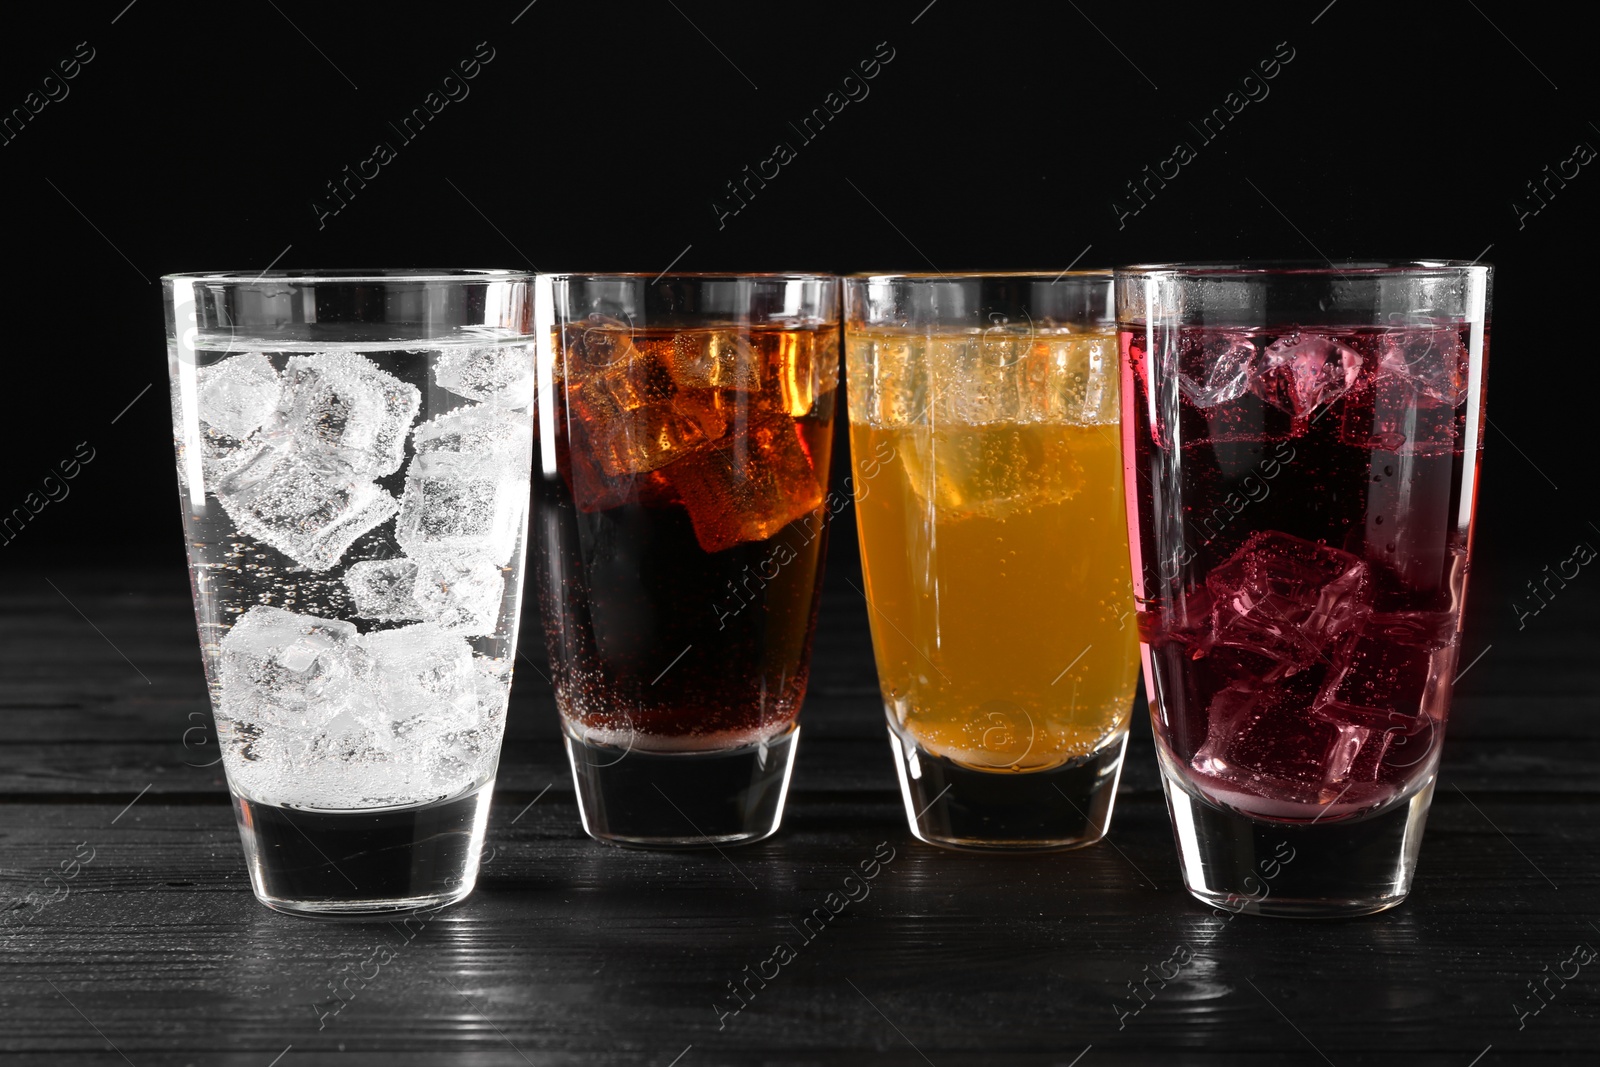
(2, 2), (1597, 1063)
(0, 0), (1590, 602)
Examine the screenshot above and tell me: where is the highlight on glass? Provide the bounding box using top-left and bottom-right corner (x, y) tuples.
(532, 273), (839, 847)
(164, 269), (536, 916)
(1117, 260), (1490, 916)
(845, 272), (1141, 850)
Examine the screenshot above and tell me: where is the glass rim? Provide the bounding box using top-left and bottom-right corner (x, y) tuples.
(846, 270), (1110, 282)
(1114, 259), (1492, 277)
(545, 271), (836, 282)
(161, 268), (532, 285)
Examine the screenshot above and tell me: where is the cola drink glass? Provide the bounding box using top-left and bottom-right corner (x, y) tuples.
(533, 274), (838, 847)
(1117, 262), (1491, 916)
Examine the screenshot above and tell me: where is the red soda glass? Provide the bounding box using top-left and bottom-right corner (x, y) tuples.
(1117, 262), (1490, 915)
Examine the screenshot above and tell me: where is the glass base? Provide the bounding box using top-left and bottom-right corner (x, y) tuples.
(886, 724), (1129, 851)
(564, 722), (798, 848)
(1161, 770), (1435, 918)
(233, 782), (493, 918)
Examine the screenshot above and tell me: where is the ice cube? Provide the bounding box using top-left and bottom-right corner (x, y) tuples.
(561, 416), (684, 514)
(666, 414), (823, 553)
(197, 351), (282, 439)
(395, 451), (525, 565)
(583, 348), (675, 411)
(897, 423), (1085, 522)
(1315, 610), (1455, 725)
(217, 616), (497, 809)
(583, 400), (714, 476)
(433, 344), (535, 408)
(470, 655), (512, 724)
(219, 606), (364, 730)
(1253, 333), (1363, 422)
(1378, 327), (1470, 407)
(1014, 334), (1117, 424)
(360, 624), (479, 738)
(559, 316), (635, 380)
(216, 450), (399, 571)
(1202, 531), (1369, 681)
(344, 558), (423, 622)
(344, 553), (503, 634)
(413, 553), (504, 635)
(279, 351), (421, 478)
(1066, 334), (1118, 425)
(195, 425), (268, 486)
(570, 354), (726, 476)
(412, 403), (533, 461)
(1192, 682), (1391, 809)
(659, 330), (761, 392)
(1178, 335), (1256, 409)
(933, 335), (1023, 426)
(431, 656), (510, 786)
(846, 335), (930, 430)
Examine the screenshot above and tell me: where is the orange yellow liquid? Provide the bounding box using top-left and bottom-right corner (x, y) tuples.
(848, 330), (1140, 772)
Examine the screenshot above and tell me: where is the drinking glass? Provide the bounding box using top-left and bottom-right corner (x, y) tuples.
(1117, 261), (1491, 916)
(533, 273), (838, 847)
(845, 273), (1141, 849)
(164, 269), (536, 916)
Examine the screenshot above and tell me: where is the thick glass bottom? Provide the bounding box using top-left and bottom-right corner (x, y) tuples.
(233, 782), (494, 918)
(564, 722), (798, 848)
(1161, 767), (1435, 918)
(887, 723), (1129, 851)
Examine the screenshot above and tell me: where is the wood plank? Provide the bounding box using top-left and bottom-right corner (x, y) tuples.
(1, 795), (1595, 1064)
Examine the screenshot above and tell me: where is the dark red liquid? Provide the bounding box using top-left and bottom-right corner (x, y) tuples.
(533, 324), (836, 751)
(1121, 324), (1485, 821)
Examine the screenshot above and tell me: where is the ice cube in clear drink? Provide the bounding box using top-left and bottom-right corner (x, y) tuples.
(412, 553), (504, 635)
(219, 606), (365, 730)
(197, 351), (283, 439)
(433, 344), (535, 408)
(279, 351), (421, 478)
(361, 624), (480, 740)
(413, 403), (532, 461)
(395, 452), (525, 565)
(345, 553), (502, 635)
(344, 558), (423, 622)
(431, 656), (509, 785)
(216, 451), (399, 571)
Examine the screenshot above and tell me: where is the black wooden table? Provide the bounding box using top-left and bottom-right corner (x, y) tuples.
(3, 559), (1596, 1066)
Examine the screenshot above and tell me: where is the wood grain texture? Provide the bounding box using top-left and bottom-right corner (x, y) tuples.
(1, 565), (1596, 1064)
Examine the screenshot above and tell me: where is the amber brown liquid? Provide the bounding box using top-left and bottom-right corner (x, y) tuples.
(534, 323), (837, 751)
